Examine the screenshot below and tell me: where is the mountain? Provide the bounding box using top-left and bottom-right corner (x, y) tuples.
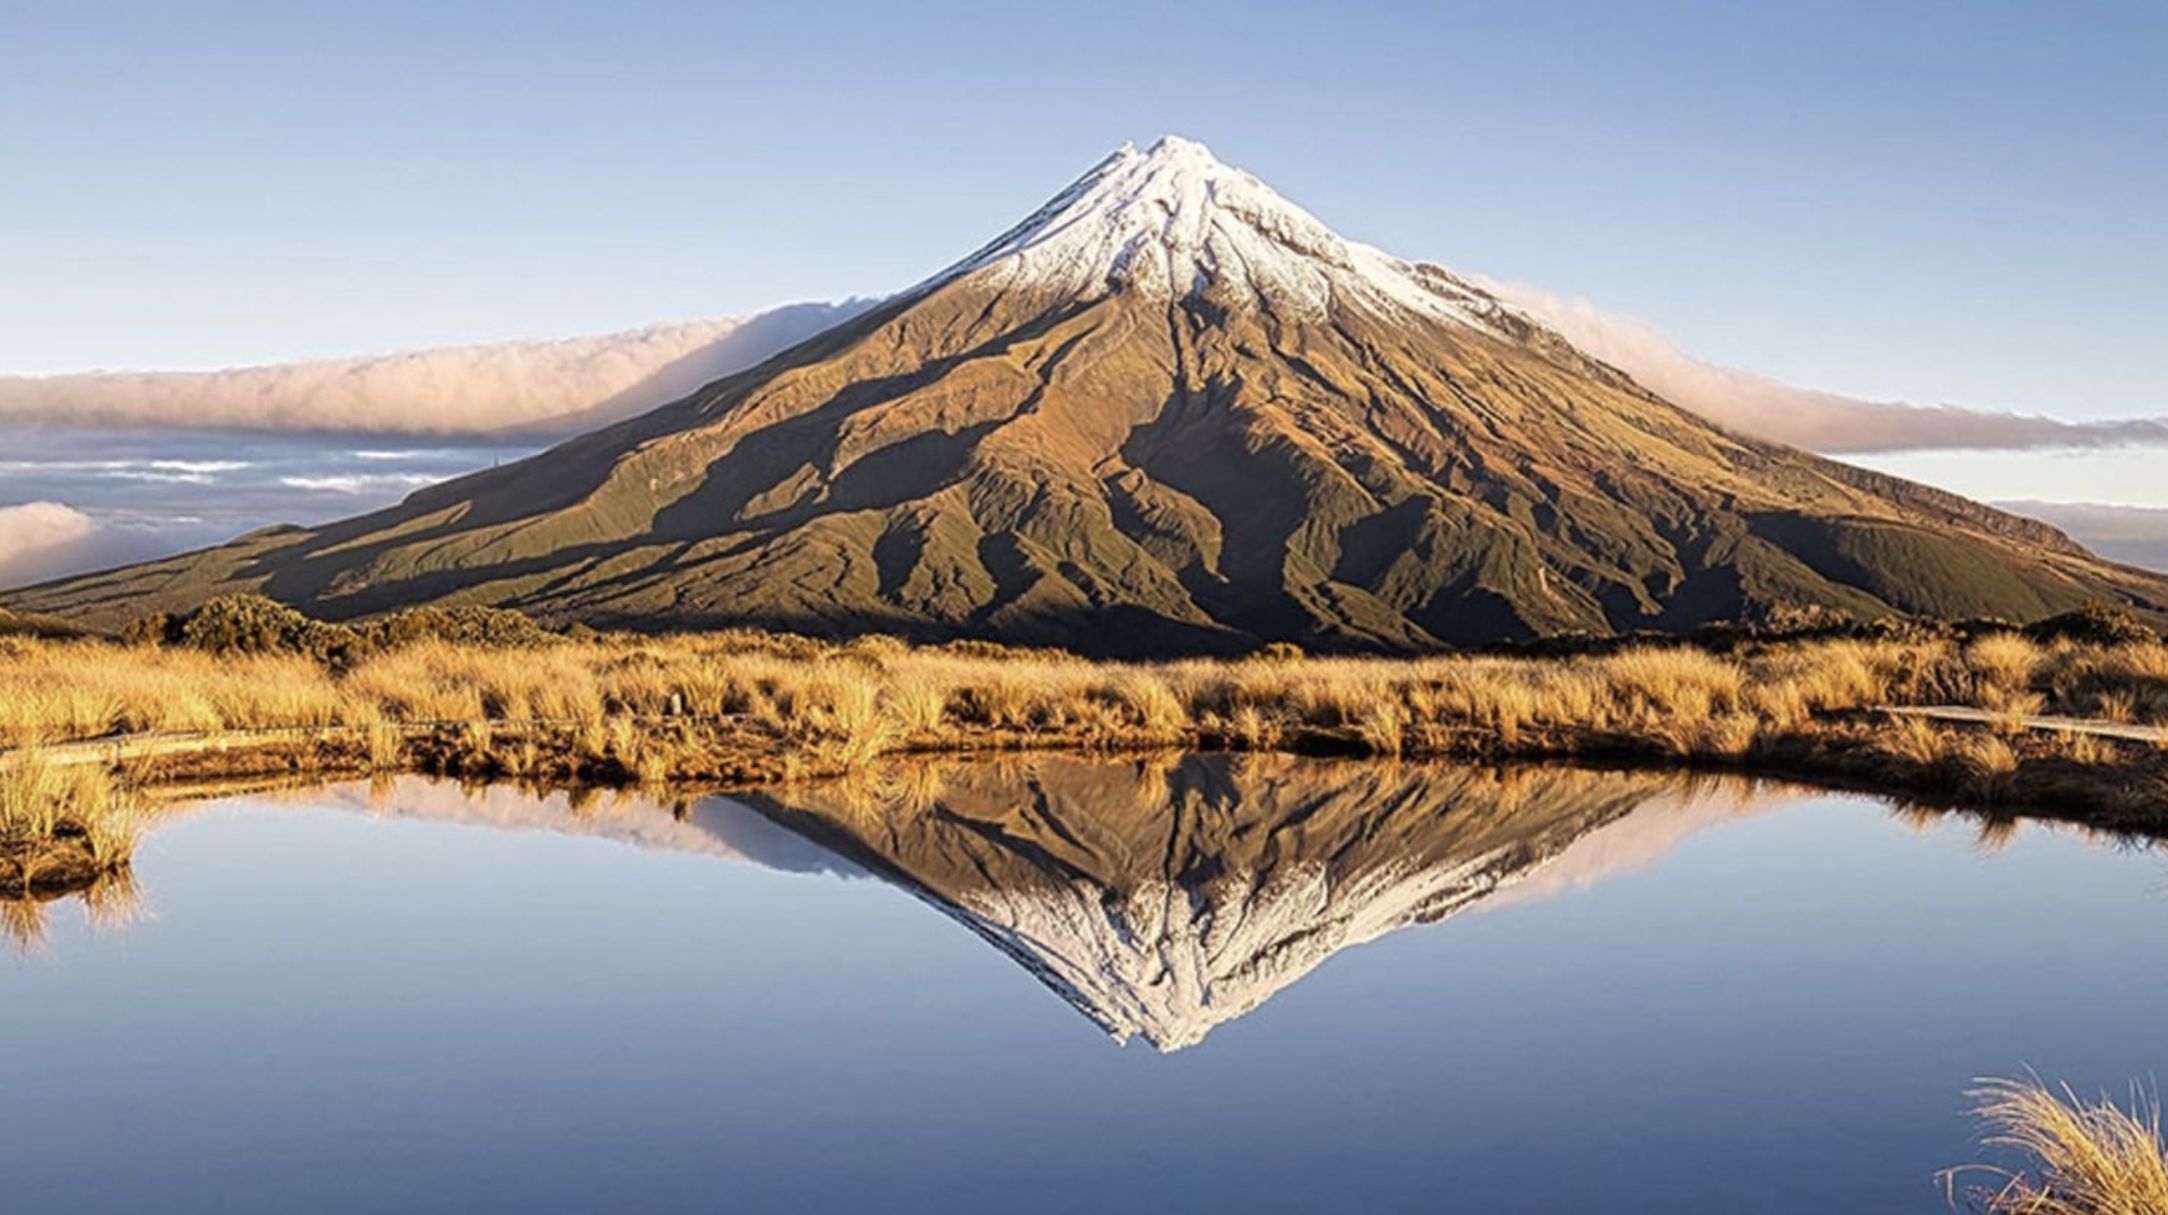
(10, 136), (2166, 650)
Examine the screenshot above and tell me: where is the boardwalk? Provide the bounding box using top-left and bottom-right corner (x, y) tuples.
(0, 724), (389, 773)
(1877, 705), (2167, 745)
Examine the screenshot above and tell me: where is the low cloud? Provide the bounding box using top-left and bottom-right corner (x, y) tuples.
(0, 458), (252, 486)
(0, 301), (869, 436)
(1479, 279), (2168, 454)
(0, 502), (240, 591)
(278, 472), (445, 495)
(0, 502), (101, 589)
(2000, 500), (2168, 574)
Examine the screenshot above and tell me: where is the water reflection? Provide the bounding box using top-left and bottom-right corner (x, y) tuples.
(1, 867), (143, 953)
(737, 756), (1796, 1049)
(14, 755), (2156, 1048)
(8, 756), (2163, 1214)
(9, 755), (1817, 1045)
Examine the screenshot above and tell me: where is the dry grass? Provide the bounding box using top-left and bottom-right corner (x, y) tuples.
(1970, 633), (2046, 698)
(1956, 734), (2022, 796)
(0, 627), (2163, 819)
(2054, 731), (2121, 766)
(1, 751), (140, 896)
(1949, 1077), (2168, 1215)
(0, 631), (1918, 758)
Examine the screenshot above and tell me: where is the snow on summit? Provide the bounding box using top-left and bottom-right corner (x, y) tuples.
(929, 135), (1508, 330)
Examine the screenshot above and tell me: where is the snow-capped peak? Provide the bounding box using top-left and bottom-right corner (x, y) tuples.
(926, 134), (1506, 329)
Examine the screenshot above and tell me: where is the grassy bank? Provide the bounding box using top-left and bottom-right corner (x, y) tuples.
(1, 601), (2165, 832)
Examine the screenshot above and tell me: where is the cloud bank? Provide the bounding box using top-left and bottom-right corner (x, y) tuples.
(1479, 279), (2168, 454)
(0, 301), (868, 436)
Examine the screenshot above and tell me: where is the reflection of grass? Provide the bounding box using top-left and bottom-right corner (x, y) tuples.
(1950, 1077), (2168, 1215)
(1, 626), (2165, 824)
(1, 755), (142, 951)
(0, 869), (143, 955)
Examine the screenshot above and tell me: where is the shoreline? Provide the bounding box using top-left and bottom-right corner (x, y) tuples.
(5, 614), (2166, 894)
(12, 699), (2161, 834)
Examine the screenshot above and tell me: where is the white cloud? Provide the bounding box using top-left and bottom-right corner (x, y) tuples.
(1480, 278), (2168, 454)
(278, 473), (444, 495)
(0, 502), (101, 590)
(0, 301), (869, 436)
(0, 458), (251, 486)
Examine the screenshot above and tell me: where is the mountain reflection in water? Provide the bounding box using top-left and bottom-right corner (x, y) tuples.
(738, 756), (1792, 1049)
(11, 756), (1799, 1046)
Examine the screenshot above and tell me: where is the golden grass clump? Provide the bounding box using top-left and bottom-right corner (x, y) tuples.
(1115, 671), (1189, 740)
(1968, 633), (2046, 697)
(1876, 715), (1948, 767)
(1949, 1077), (2168, 1215)
(886, 681), (949, 737)
(1229, 704), (1281, 751)
(1596, 646), (1745, 722)
(2033, 641), (2168, 724)
(1, 752), (140, 883)
(1354, 700), (1404, 758)
(1957, 733), (2021, 794)
(801, 677), (901, 768)
(2054, 731), (2119, 766)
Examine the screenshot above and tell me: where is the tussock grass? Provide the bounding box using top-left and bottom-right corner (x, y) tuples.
(1, 752), (140, 898)
(0, 622), (2163, 820)
(1949, 1077), (2168, 1215)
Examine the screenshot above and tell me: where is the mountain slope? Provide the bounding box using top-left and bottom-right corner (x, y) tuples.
(11, 136), (2166, 650)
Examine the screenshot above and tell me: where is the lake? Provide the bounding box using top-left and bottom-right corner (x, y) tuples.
(4, 755), (2163, 1213)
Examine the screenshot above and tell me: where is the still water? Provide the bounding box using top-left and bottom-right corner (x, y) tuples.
(4, 756), (2163, 1214)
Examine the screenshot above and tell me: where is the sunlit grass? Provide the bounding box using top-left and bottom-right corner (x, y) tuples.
(1, 751), (140, 907)
(1949, 1076), (2168, 1215)
(0, 622), (2162, 808)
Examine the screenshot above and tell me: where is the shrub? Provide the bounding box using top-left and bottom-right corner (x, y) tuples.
(2026, 605), (2160, 648)
(360, 605), (553, 651)
(174, 596), (552, 667)
(178, 595), (361, 665)
(117, 613), (176, 647)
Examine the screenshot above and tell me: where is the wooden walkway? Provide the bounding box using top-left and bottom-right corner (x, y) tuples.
(1876, 705), (2167, 745)
(0, 723), (389, 773)
(0, 710), (743, 774)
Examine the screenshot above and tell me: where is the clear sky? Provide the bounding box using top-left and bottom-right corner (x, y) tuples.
(6, 0), (2163, 417)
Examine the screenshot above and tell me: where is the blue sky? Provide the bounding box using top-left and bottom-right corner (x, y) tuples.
(6, 0), (2163, 414)
(3, 0), (2166, 541)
